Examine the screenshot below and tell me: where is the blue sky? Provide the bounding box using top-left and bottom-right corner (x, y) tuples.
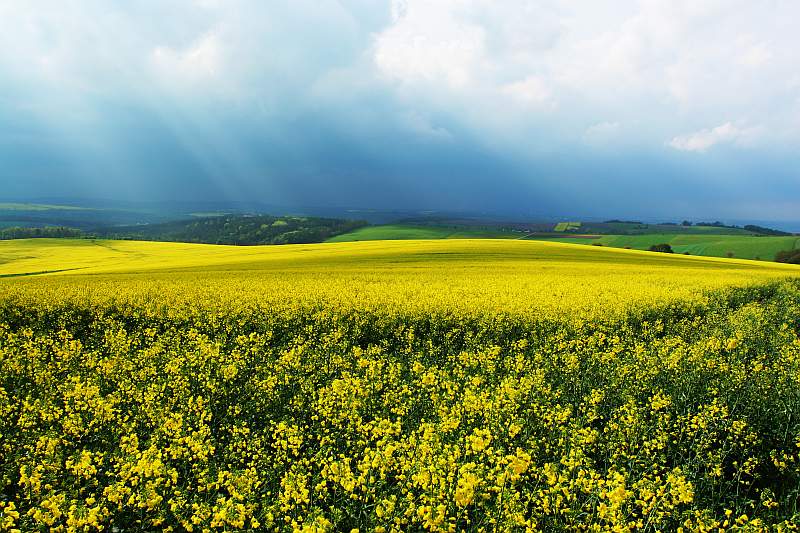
(2, 1), (800, 221)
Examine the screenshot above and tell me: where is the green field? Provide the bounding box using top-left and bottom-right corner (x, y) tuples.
(325, 224), (519, 242)
(554, 221), (581, 232)
(532, 233), (800, 260)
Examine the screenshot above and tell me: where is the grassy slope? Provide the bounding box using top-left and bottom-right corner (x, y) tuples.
(325, 224), (518, 242)
(534, 234), (800, 260)
(1, 239), (798, 317)
(327, 224), (796, 260)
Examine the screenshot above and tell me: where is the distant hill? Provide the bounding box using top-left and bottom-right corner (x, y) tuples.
(388, 217), (783, 236)
(101, 214), (367, 245)
(0, 202), (178, 229)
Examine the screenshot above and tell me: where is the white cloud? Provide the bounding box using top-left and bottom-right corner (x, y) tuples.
(371, 0), (800, 148)
(373, 0), (486, 88)
(152, 33), (223, 82)
(739, 42), (773, 68)
(501, 76), (554, 108)
(2, 0), (800, 155)
(668, 122), (764, 153)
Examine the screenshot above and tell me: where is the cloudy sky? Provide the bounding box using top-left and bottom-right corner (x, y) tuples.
(2, 1), (800, 221)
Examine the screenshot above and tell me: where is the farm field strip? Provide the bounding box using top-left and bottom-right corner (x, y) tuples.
(1, 238), (798, 319)
(325, 225), (520, 242)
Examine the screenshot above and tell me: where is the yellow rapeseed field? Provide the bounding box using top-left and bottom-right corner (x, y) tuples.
(1, 238), (797, 318)
(1, 238), (800, 531)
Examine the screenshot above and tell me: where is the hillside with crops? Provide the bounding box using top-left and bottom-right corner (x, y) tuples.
(1, 239), (800, 531)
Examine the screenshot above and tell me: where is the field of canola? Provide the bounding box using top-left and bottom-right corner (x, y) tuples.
(1, 238), (800, 531)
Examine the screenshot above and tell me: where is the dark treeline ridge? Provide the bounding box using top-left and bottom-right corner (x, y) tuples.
(693, 222), (793, 236)
(603, 219), (644, 224)
(100, 214), (368, 245)
(743, 224), (793, 236)
(607, 219), (793, 236)
(0, 226), (83, 240)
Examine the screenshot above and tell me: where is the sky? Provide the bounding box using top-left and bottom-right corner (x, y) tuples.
(1, 0), (800, 222)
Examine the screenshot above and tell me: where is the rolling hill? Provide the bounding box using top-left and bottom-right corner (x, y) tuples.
(328, 222), (799, 261)
(1, 238), (797, 317)
(532, 233), (800, 260)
